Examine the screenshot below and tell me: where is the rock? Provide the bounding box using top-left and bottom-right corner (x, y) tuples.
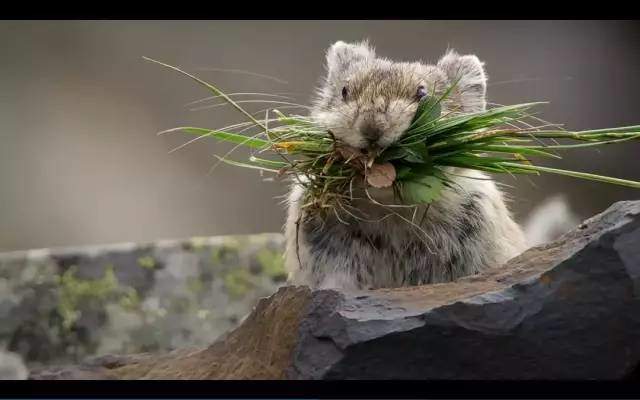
(32, 287), (312, 380)
(0, 350), (28, 380)
(30, 200), (640, 380)
(0, 233), (286, 367)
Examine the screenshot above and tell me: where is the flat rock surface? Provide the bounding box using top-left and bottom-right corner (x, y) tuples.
(28, 201), (640, 380)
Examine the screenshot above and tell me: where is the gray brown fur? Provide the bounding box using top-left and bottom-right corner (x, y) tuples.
(284, 41), (526, 290)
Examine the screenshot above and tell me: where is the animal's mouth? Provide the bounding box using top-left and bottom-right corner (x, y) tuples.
(362, 145), (383, 158)
(335, 143), (384, 165)
(332, 143), (397, 189)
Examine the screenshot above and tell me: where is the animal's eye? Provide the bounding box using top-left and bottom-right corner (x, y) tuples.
(341, 86), (348, 102)
(416, 85), (427, 100)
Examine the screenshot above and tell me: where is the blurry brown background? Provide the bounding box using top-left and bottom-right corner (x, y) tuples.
(1, 20), (639, 252)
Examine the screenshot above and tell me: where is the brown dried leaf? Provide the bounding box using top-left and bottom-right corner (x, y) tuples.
(366, 162), (397, 188)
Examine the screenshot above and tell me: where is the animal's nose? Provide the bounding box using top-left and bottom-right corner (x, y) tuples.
(360, 122), (383, 144)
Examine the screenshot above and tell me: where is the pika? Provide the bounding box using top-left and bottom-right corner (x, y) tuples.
(284, 40), (527, 290)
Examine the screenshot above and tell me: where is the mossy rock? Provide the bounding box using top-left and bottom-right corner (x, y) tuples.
(0, 233), (286, 368)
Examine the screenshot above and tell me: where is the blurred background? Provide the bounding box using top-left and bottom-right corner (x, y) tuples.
(1, 20), (639, 252)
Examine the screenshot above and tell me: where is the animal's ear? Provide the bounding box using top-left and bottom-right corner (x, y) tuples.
(437, 50), (487, 112)
(325, 40), (375, 80)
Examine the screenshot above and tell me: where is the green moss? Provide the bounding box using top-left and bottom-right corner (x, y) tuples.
(222, 268), (254, 299)
(57, 265), (141, 330)
(255, 248), (287, 282)
(190, 237), (208, 251)
(186, 277), (204, 295)
(119, 287), (141, 310)
(168, 296), (191, 314)
(137, 256), (156, 269)
(57, 265), (120, 330)
(210, 244), (240, 266)
(209, 247), (223, 265)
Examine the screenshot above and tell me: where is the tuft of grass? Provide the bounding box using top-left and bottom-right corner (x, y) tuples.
(145, 57), (640, 226)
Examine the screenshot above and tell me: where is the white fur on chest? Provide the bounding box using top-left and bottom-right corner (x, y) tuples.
(284, 169), (526, 290)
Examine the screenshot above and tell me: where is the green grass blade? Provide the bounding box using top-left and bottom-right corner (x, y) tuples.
(525, 135), (640, 149)
(178, 127), (270, 149)
(143, 57), (266, 129)
(473, 145), (561, 159)
(500, 162), (640, 188)
(248, 156), (290, 169)
(213, 155), (280, 173)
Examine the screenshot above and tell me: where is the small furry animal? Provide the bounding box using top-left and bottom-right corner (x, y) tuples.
(284, 40), (549, 290)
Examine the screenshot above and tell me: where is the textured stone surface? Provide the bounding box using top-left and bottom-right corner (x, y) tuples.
(303, 200), (640, 379)
(0, 350), (28, 380)
(0, 234), (287, 369)
(29, 200), (640, 380)
(288, 200), (640, 380)
(30, 286), (312, 380)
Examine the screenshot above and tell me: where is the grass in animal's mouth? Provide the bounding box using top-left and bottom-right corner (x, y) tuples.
(146, 56), (640, 228)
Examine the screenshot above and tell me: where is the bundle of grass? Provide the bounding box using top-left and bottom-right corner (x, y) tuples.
(146, 57), (640, 222)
